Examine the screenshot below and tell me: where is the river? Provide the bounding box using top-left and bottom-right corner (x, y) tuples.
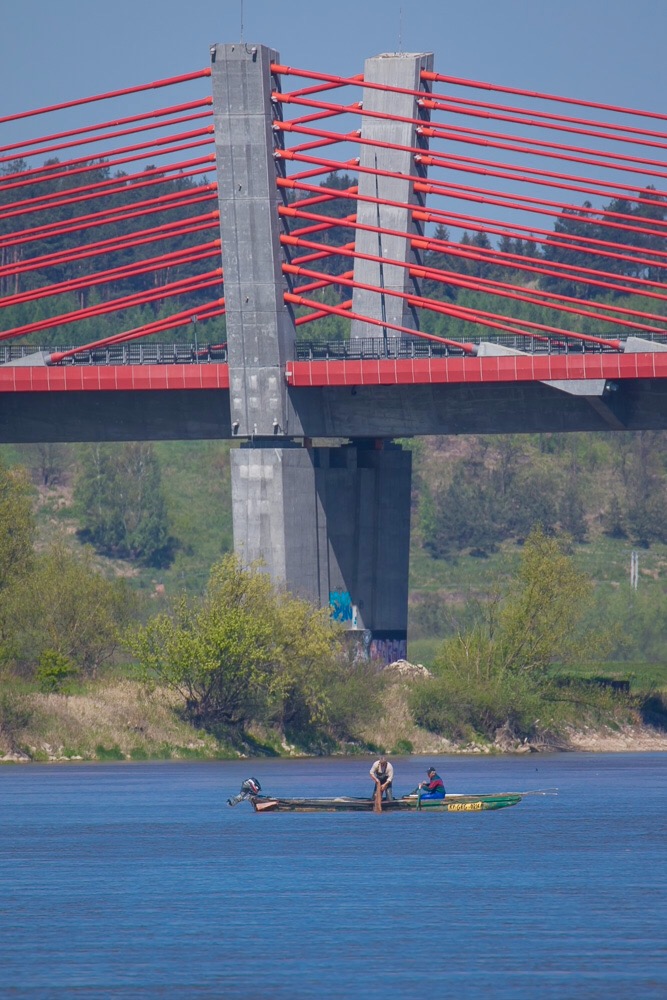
(0, 752), (665, 999)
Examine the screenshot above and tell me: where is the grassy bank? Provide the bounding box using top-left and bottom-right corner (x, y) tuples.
(0, 678), (230, 763)
(2, 664), (666, 764)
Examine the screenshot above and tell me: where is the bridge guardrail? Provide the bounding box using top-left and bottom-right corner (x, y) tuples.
(294, 333), (667, 361)
(3, 333), (667, 368)
(0, 343), (229, 366)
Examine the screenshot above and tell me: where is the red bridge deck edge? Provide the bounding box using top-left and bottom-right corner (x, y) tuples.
(1, 352), (667, 392)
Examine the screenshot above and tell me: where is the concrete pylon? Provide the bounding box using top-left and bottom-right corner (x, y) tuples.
(351, 52), (434, 344)
(211, 44), (414, 660)
(210, 43), (294, 438)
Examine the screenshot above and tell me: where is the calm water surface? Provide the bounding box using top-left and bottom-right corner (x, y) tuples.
(0, 753), (665, 999)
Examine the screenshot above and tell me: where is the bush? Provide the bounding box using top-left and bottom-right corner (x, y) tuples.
(95, 744), (125, 760)
(0, 692), (33, 752)
(409, 671), (544, 743)
(321, 657), (387, 742)
(35, 651), (79, 693)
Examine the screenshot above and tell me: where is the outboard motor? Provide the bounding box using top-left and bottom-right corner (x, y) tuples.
(227, 777), (262, 807)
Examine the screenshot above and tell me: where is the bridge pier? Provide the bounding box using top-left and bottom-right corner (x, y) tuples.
(231, 441), (411, 660)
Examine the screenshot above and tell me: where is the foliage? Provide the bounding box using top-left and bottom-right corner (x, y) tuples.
(623, 432), (667, 546)
(409, 528), (614, 741)
(2, 543), (137, 677)
(410, 668), (544, 743)
(14, 443), (75, 488)
(35, 650), (79, 693)
(0, 458), (35, 594)
(0, 157), (219, 346)
(128, 555), (345, 736)
(313, 654), (386, 743)
(74, 443), (174, 566)
(495, 527), (606, 676)
(0, 691), (33, 753)
(153, 440), (233, 593)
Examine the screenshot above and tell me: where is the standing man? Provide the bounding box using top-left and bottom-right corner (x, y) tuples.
(370, 755), (394, 801)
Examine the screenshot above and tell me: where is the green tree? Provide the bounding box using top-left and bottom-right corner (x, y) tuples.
(128, 555), (344, 735)
(3, 543), (137, 677)
(495, 527), (601, 678)
(559, 481), (587, 543)
(421, 458), (498, 558)
(74, 443), (173, 566)
(624, 432), (667, 546)
(73, 444), (123, 553)
(602, 493), (626, 539)
(410, 528), (612, 741)
(542, 202), (601, 298)
(0, 459), (34, 594)
(502, 466), (559, 540)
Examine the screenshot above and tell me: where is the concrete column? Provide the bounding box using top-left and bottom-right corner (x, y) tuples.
(210, 43), (294, 437)
(231, 442), (412, 660)
(351, 52), (433, 343)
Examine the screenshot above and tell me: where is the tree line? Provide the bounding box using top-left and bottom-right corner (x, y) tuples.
(4, 159), (664, 350)
(0, 157), (225, 347)
(414, 430), (667, 560)
(1, 446), (664, 756)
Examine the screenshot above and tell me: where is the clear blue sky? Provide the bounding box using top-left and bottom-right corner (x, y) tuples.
(2, 0), (666, 123)
(1, 0), (665, 235)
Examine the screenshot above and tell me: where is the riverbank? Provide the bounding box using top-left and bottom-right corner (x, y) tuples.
(1, 672), (666, 763)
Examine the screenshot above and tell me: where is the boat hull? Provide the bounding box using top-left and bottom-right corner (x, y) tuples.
(251, 793), (523, 813)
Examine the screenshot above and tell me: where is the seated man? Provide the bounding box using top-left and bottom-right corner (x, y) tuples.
(370, 755), (394, 801)
(418, 767), (446, 799)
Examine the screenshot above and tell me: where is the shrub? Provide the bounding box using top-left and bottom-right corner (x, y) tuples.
(95, 744), (125, 760)
(0, 692), (33, 752)
(35, 651), (79, 693)
(409, 671), (544, 743)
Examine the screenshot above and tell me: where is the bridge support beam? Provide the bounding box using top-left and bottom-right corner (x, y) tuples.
(231, 442), (411, 661)
(351, 51), (433, 342)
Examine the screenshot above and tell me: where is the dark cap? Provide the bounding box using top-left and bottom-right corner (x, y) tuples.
(427, 767), (436, 774)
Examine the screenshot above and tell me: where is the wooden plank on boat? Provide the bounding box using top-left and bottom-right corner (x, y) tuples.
(253, 799), (279, 812)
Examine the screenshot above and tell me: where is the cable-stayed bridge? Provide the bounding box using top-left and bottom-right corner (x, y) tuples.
(2, 43), (666, 658)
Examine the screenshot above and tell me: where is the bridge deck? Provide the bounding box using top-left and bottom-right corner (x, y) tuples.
(1, 353), (666, 392)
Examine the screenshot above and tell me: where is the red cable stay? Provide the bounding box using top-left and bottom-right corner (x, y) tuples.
(0, 99), (212, 158)
(0, 156), (215, 224)
(0, 271), (223, 342)
(0, 69), (211, 127)
(48, 298), (226, 364)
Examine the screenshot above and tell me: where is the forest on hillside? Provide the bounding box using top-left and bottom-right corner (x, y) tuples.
(3, 425), (667, 668)
(1, 155), (665, 349)
(3, 144), (667, 761)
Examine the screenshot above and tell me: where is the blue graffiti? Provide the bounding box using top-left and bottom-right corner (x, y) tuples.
(329, 588), (354, 622)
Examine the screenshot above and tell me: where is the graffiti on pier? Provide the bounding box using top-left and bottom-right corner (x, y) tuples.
(329, 589), (357, 625)
(370, 637), (407, 665)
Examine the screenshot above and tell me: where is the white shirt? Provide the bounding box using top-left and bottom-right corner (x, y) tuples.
(370, 759), (394, 782)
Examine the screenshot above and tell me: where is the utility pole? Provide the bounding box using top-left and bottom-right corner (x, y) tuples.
(630, 550), (638, 590)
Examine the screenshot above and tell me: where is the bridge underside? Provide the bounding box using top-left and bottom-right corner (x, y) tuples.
(1, 378), (666, 443)
(0, 390), (232, 443)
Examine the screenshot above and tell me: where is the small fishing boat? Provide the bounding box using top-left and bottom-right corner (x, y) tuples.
(246, 790), (555, 813)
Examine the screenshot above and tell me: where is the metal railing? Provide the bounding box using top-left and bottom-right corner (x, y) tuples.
(3, 332), (666, 368)
(0, 343), (228, 366)
(294, 332), (667, 361)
